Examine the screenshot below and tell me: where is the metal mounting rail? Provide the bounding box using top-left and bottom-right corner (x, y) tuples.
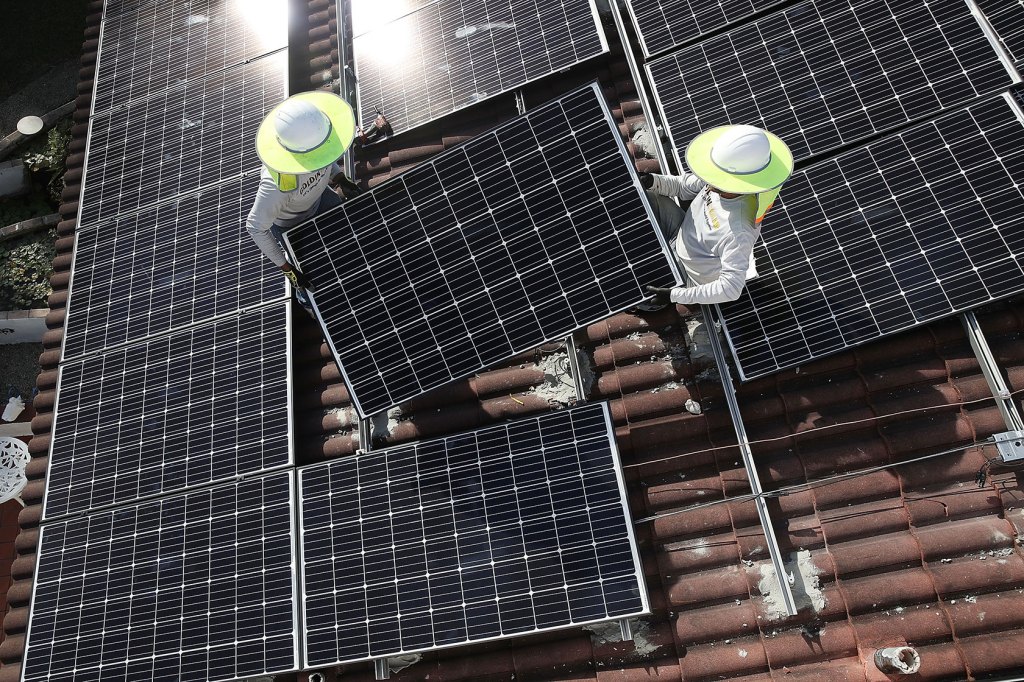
(961, 311), (1024, 432)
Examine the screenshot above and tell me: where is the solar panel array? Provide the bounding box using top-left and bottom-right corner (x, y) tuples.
(625, 0), (783, 57)
(646, 0), (1014, 165)
(26, 2), (299, 680)
(353, 0), (608, 133)
(93, 0), (288, 114)
(45, 304), (292, 520)
(80, 50), (286, 228)
(717, 95), (1024, 378)
(977, 0), (1024, 68)
(63, 175), (284, 360)
(283, 84), (680, 417)
(299, 402), (647, 666)
(24, 473), (299, 682)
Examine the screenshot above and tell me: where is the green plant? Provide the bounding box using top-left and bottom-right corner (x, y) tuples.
(0, 228), (56, 309)
(22, 118), (72, 203)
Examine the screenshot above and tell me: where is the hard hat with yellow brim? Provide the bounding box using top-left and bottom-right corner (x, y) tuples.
(684, 125), (794, 195)
(256, 91), (356, 175)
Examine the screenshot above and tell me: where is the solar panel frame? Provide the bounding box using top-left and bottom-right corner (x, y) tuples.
(645, 0), (1017, 168)
(61, 173), (288, 361)
(22, 471), (301, 682)
(297, 401), (649, 667)
(975, 0), (1024, 69)
(76, 49), (286, 230)
(352, 0), (609, 134)
(624, 0), (785, 58)
(92, 0), (288, 115)
(716, 92), (1024, 380)
(282, 82), (683, 418)
(42, 301), (294, 521)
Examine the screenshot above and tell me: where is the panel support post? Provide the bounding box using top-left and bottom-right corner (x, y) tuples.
(619, 617), (634, 642)
(704, 307), (799, 616)
(374, 658), (391, 680)
(565, 334), (587, 402)
(961, 311), (1024, 431)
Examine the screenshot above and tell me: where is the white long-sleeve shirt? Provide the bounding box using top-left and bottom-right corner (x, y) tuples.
(649, 172), (759, 305)
(245, 163), (341, 266)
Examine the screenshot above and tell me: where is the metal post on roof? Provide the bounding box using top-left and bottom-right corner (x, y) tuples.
(608, 0), (798, 616)
(565, 334), (587, 402)
(374, 658), (391, 679)
(961, 311), (1024, 432)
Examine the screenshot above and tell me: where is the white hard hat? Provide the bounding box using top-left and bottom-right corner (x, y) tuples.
(709, 125), (772, 175)
(274, 98), (332, 153)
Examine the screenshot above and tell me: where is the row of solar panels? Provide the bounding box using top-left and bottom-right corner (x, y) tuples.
(627, 0), (1024, 380)
(26, 404), (648, 680)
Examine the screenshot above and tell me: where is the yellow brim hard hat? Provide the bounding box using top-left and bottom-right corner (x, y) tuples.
(256, 91), (356, 174)
(685, 126), (794, 195)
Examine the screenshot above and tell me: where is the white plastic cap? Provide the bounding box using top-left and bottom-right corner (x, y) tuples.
(710, 125), (771, 174)
(274, 99), (331, 153)
(17, 116), (44, 136)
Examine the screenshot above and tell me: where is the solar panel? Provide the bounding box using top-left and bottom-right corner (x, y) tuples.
(350, 0), (440, 36)
(79, 50), (286, 228)
(646, 0), (1015, 165)
(23, 472), (299, 682)
(62, 174), (285, 361)
(299, 401), (647, 666)
(283, 83), (680, 418)
(44, 302), (292, 520)
(977, 0), (1024, 68)
(718, 94), (1024, 380)
(93, 0), (287, 114)
(353, 0), (608, 134)
(625, 0), (783, 58)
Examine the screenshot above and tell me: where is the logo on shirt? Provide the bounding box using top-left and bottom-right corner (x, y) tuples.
(299, 167), (329, 196)
(702, 190), (721, 230)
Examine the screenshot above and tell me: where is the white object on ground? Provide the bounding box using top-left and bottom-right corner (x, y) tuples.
(873, 646), (921, 675)
(2, 395), (25, 422)
(0, 436), (30, 505)
(17, 115), (44, 135)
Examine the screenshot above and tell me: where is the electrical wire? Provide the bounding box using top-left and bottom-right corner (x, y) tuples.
(633, 438), (995, 524)
(623, 385), (1024, 471)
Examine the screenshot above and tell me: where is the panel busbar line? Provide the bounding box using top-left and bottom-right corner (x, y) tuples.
(62, 174), (286, 361)
(976, 0), (1024, 68)
(93, 0), (288, 115)
(23, 472), (300, 682)
(43, 303), (292, 521)
(646, 0), (1014, 166)
(79, 50), (286, 229)
(298, 402), (648, 666)
(283, 83), (681, 418)
(353, 0), (608, 134)
(717, 94), (1024, 379)
(625, 0), (784, 58)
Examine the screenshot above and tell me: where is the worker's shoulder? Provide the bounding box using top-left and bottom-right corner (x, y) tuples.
(721, 194), (758, 229)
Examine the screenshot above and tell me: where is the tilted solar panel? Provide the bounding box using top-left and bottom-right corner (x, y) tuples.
(79, 50), (285, 228)
(283, 83), (680, 417)
(718, 94), (1024, 379)
(976, 0), (1024, 68)
(353, 0), (608, 134)
(646, 0), (1015, 165)
(94, 0), (287, 114)
(299, 402), (647, 666)
(625, 0), (784, 58)
(63, 174), (285, 360)
(44, 303), (292, 520)
(23, 472), (299, 682)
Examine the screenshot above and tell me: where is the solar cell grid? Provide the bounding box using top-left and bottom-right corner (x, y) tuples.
(299, 402), (647, 666)
(23, 472), (299, 682)
(646, 0), (1014, 165)
(63, 174), (285, 360)
(353, 0), (608, 133)
(976, 0), (1024, 68)
(79, 50), (285, 228)
(94, 0), (287, 114)
(625, 0), (784, 57)
(718, 94), (1024, 379)
(44, 303), (292, 520)
(283, 84), (680, 417)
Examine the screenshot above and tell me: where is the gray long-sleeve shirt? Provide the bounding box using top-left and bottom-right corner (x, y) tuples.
(245, 163), (341, 266)
(649, 172), (759, 305)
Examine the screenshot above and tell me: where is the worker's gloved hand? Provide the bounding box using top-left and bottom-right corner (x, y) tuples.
(282, 264), (313, 291)
(638, 172), (655, 190)
(645, 285), (674, 306)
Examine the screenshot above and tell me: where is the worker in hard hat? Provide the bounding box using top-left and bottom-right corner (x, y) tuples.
(247, 91), (380, 306)
(643, 125), (793, 306)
